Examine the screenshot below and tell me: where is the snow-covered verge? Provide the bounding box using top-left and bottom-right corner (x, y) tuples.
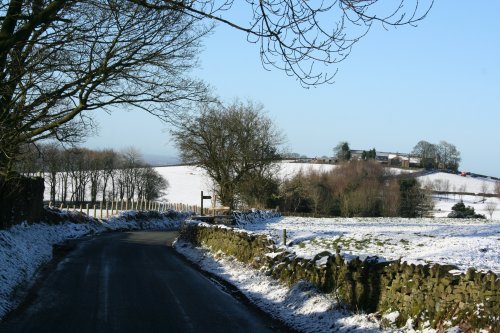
(0, 209), (187, 321)
(174, 240), (463, 333)
(175, 240), (386, 333)
(242, 217), (500, 274)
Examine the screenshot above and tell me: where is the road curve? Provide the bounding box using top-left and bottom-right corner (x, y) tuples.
(1, 231), (291, 333)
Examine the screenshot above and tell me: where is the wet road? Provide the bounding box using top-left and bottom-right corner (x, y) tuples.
(1, 231), (290, 333)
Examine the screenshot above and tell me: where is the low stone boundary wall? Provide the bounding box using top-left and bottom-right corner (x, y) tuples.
(232, 210), (281, 225)
(179, 223), (499, 331)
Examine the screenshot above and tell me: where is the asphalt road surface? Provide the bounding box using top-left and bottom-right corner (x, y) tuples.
(1, 231), (292, 333)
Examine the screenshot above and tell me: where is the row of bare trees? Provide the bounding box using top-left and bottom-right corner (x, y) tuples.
(411, 140), (461, 170)
(15, 145), (168, 205)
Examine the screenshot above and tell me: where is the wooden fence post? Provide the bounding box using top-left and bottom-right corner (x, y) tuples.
(93, 204), (96, 218)
(106, 201), (109, 219)
(86, 203), (89, 216)
(100, 201), (103, 219)
(79, 204), (82, 214)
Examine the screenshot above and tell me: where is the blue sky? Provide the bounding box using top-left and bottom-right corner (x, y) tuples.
(85, 1), (500, 177)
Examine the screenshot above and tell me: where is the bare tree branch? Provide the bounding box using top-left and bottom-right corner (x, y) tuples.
(0, 0), (212, 176)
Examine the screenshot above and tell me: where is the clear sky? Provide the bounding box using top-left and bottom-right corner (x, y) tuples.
(85, 1), (500, 177)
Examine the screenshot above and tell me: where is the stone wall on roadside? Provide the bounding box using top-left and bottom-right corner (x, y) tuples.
(0, 176), (44, 230)
(179, 223), (499, 331)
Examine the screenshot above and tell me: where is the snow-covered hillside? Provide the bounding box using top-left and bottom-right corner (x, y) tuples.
(156, 162), (340, 205)
(158, 163), (500, 219)
(419, 171), (497, 194)
(156, 165), (214, 205)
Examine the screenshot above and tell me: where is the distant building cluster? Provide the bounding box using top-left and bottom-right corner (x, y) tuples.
(308, 150), (421, 168)
(349, 150), (421, 168)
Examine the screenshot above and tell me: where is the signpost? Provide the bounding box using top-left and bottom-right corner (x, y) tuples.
(200, 191), (211, 216)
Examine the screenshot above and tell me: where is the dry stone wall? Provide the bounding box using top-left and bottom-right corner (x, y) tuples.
(179, 223), (499, 331)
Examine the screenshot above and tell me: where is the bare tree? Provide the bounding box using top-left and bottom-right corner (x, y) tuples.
(481, 181), (490, 201)
(137, 166), (169, 202)
(485, 202), (497, 220)
(100, 150), (120, 202)
(412, 140), (437, 169)
(457, 185), (465, 201)
(333, 141), (351, 162)
(172, 100), (283, 209)
(117, 147), (146, 201)
(433, 179), (443, 192)
(440, 178), (451, 199)
(0, 0), (210, 176)
(12, 143), (43, 176)
(66, 148), (90, 203)
(436, 141), (461, 171)
(40, 143), (62, 204)
(135, 0), (433, 86)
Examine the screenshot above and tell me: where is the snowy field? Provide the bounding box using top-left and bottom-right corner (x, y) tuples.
(241, 217), (500, 274)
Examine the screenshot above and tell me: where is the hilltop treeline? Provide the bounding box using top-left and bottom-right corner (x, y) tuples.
(277, 161), (433, 217)
(15, 144), (168, 205)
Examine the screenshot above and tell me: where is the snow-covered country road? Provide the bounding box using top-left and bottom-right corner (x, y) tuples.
(0, 231), (291, 333)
